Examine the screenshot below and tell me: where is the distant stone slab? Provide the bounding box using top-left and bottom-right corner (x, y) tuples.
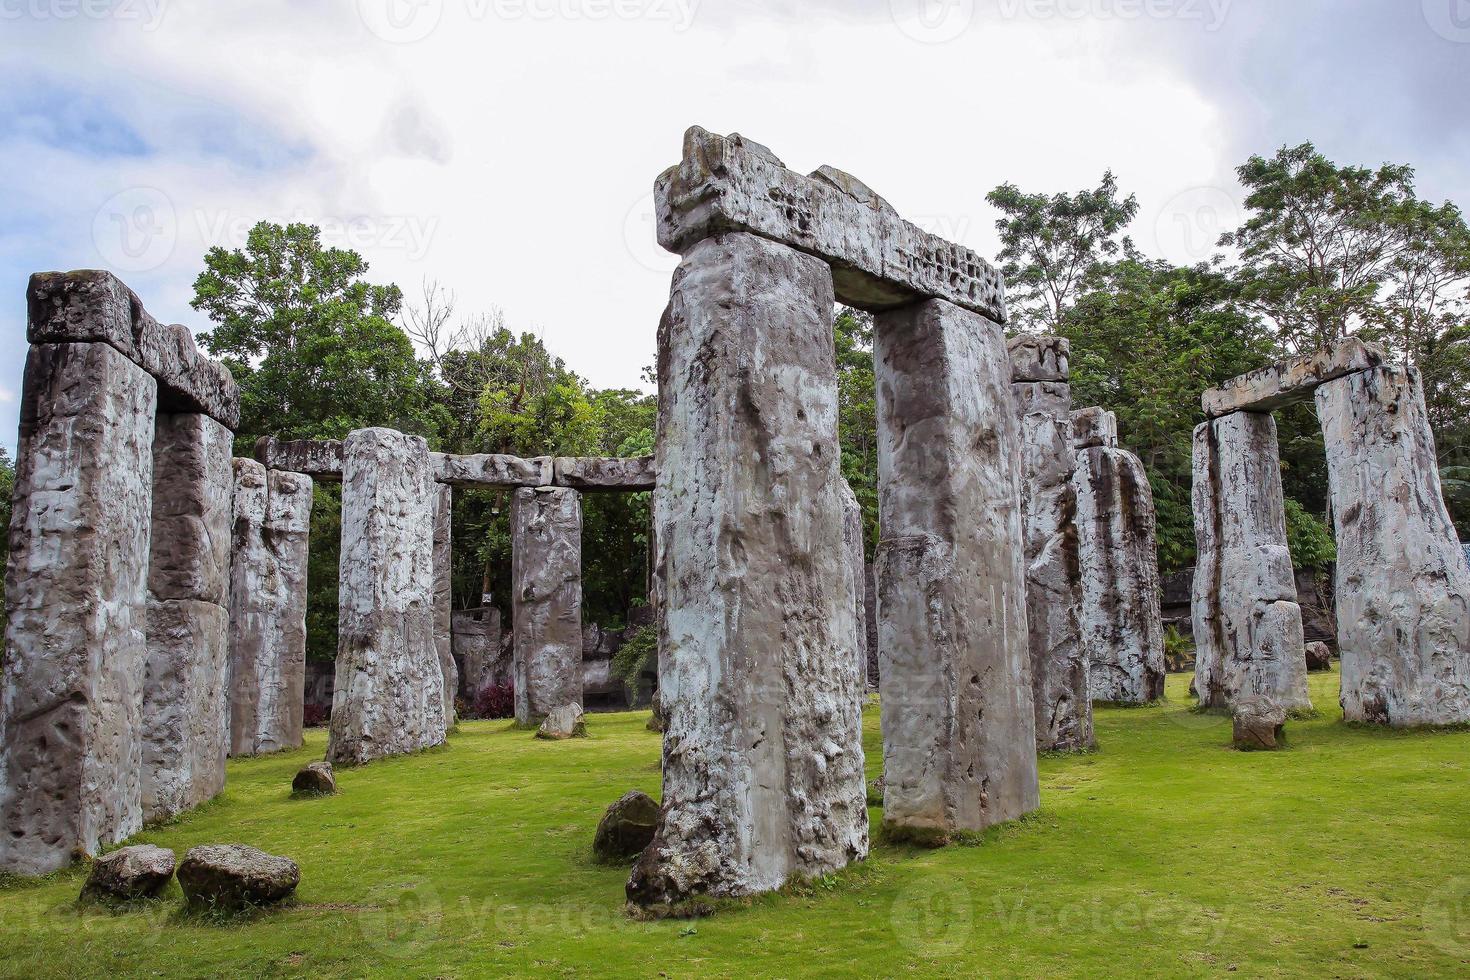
(1009, 334), (1070, 383)
(28, 270), (239, 428)
(1071, 407), (1118, 450)
(435, 452), (553, 489)
(654, 127), (1007, 322)
(553, 456), (656, 492)
(1201, 338), (1387, 418)
(253, 437), (345, 481)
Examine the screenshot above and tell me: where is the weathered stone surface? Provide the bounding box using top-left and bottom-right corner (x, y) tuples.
(1071, 407), (1118, 451)
(433, 483), (456, 730)
(143, 412), (233, 823)
(1304, 641), (1334, 672)
(228, 462), (313, 757)
(874, 299), (1038, 839)
(453, 607), (507, 704)
(1203, 338), (1389, 418)
(593, 791), (660, 864)
(552, 456), (657, 492)
(0, 343), (156, 876)
(654, 127), (1006, 322)
(177, 844), (300, 910)
(1074, 446), (1166, 705)
(1317, 366), (1470, 726)
(433, 452), (553, 489)
(81, 845), (176, 902)
(328, 428), (446, 766)
(1009, 334), (1070, 383)
(838, 479), (869, 682)
(535, 702), (588, 740)
(1191, 413), (1312, 715)
(253, 437), (344, 482)
(28, 270), (239, 428)
(629, 233), (868, 909)
(511, 487), (584, 725)
(1011, 354), (1092, 752)
(291, 761), (337, 796)
(1232, 695), (1287, 751)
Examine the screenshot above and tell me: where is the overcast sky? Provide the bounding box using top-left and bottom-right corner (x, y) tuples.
(2, 0), (1468, 454)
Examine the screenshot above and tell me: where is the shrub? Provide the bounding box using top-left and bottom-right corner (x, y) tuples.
(303, 703), (330, 729)
(473, 683), (515, 720)
(611, 625), (657, 698)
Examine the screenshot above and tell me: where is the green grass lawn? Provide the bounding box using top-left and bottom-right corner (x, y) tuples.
(3, 668), (1468, 978)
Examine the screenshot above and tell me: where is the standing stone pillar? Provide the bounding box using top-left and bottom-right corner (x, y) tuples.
(327, 428), (445, 766)
(1317, 366), (1470, 726)
(228, 460), (313, 757)
(511, 486), (584, 725)
(143, 412), (234, 822)
(838, 479), (869, 683)
(453, 607), (505, 706)
(433, 482), (457, 729)
(1191, 412), (1311, 715)
(0, 343), (157, 875)
(874, 300), (1038, 842)
(1071, 408), (1166, 705)
(627, 232), (868, 909)
(1010, 336), (1092, 752)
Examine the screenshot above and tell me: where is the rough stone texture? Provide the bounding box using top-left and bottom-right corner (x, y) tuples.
(1191, 412), (1312, 715)
(654, 127), (1006, 322)
(873, 299), (1038, 839)
(327, 428), (446, 766)
(291, 761), (337, 796)
(28, 270), (238, 428)
(553, 456), (658, 492)
(535, 702), (588, 740)
(1011, 337), (1092, 752)
(1071, 407), (1118, 451)
(511, 487), (584, 725)
(81, 845), (177, 902)
(143, 413), (233, 824)
(228, 462), (313, 757)
(1305, 641), (1334, 672)
(1317, 366), (1470, 726)
(1203, 338), (1389, 418)
(453, 607), (506, 704)
(433, 483), (456, 730)
(628, 233), (868, 909)
(1232, 695), (1287, 750)
(177, 844), (300, 911)
(253, 437), (344, 482)
(1073, 445), (1166, 705)
(434, 452), (552, 489)
(0, 342), (157, 876)
(838, 479), (869, 682)
(593, 791), (660, 864)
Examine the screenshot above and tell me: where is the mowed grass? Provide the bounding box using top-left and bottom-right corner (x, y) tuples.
(2, 668), (1469, 978)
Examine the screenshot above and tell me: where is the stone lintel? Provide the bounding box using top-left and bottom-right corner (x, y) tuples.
(253, 437), (345, 482)
(654, 126), (1007, 322)
(1202, 338), (1388, 418)
(28, 270), (240, 429)
(433, 453), (553, 489)
(552, 456), (656, 492)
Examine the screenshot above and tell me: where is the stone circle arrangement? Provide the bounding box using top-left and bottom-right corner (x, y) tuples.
(1, 127), (1467, 918)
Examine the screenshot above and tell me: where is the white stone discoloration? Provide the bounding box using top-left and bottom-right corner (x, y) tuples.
(1190, 412), (1312, 715)
(1317, 366), (1470, 726)
(433, 482), (456, 730)
(1073, 441), (1166, 705)
(628, 233), (867, 909)
(228, 462), (313, 757)
(328, 428), (446, 766)
(0, 342), (157, 875)
(142, 412), (233, 823)
(839, 479), (869, 681)
(655, 127), (1006, 321)
(874, 299), (1038, 839)
(1203, 338), (1388, 418)
(1010, 337), (1091, 752)
(511, 486), (584, 725)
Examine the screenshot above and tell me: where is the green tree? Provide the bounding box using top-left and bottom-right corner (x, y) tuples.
(835, 309), (879, 551)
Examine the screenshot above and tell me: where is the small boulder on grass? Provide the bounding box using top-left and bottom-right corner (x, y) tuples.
(1305, 641), (1334, 672)
(1233, 696), (1287, 751)
(536, 703), (588, 740)
(81, 845), (176, 902)
(292, 760), (337, 797)
(593, 791), (660, 864)
(177, 844), (300, 912)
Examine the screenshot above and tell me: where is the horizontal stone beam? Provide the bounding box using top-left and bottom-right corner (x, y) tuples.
(253, 437), (345, 481)
(433, 453), (552, 489)
(1202, 338), (1388, 418)
(655, 127), (1007, 323)
(553, 456), (656, 492)
(28, 270), (240, 429)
